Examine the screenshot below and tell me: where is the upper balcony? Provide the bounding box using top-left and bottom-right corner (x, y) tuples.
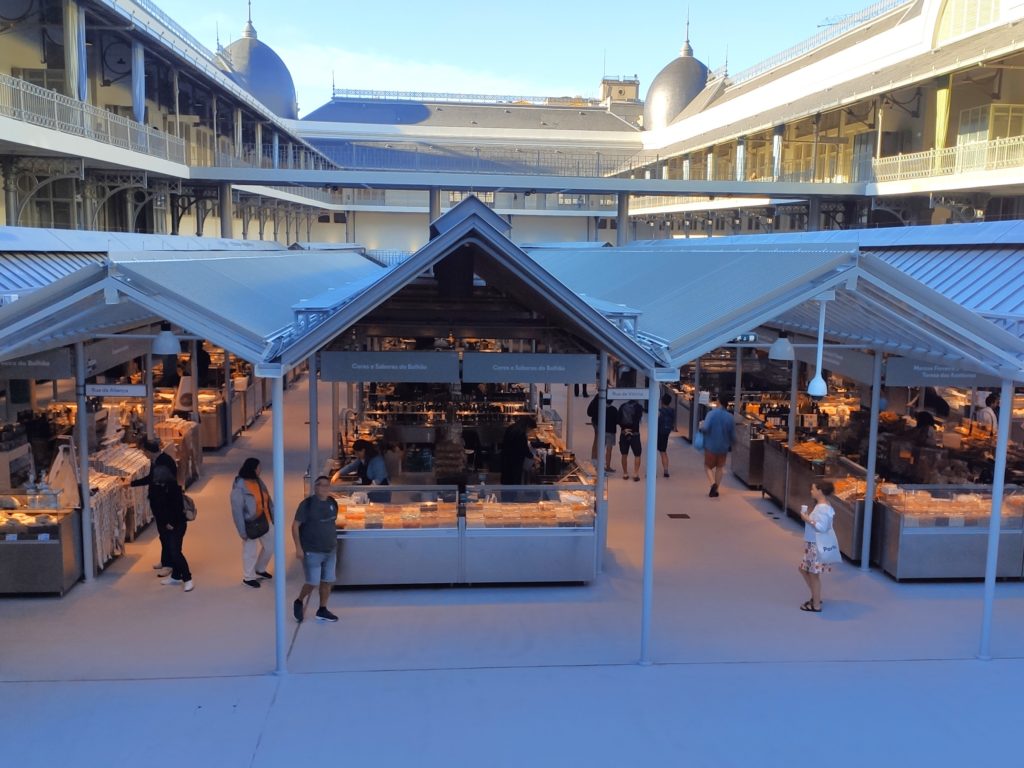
(869, 136), (1024, 195)
(0, 72), (186, 169)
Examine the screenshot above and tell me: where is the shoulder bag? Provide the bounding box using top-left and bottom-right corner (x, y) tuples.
(182, 492), (198, 522)
(245, 507), (270, 539)
(814, 509), (842, 564)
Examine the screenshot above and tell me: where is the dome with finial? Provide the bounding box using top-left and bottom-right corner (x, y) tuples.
(217, 2), (299, 119)
(643, 19), (709, 131)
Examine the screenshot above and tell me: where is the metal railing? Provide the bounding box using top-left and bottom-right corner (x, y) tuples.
(0, 72), (186, 164)
(315, 142), (661, 178)
(365, 249), (412, 267)
(729, 0), (913, 85)
(871, 135), (1024, 182)
(330, 88), (602, 106)
(204, 143), (334, 171)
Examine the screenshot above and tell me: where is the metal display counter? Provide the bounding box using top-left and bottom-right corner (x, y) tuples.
(0, 507), (82, 595)
(731, 419), (764, 488)
(874, 485), (1024, 580)
(762, 438), (827, 518)
(330, 483), (596, 586)
(830, 459), (869, 562)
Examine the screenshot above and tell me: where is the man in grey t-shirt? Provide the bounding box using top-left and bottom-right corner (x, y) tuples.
(291, 476), (339, 623)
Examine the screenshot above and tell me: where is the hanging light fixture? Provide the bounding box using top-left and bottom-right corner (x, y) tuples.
(807, 295), (833, 398)
(152, 322), (181, 355)
(768, 331), (794, 361)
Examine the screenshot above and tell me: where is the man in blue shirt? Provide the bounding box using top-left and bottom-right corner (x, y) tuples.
(699, 396), (735, 497)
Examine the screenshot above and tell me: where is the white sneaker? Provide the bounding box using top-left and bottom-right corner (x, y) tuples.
(160, 576), (182, 585)
(183, 580), (194, 592)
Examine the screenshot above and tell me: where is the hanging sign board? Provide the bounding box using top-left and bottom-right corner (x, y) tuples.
(884, 357), (1001, 388)
(85, 383), (148, 397)
(607, 387), (648, 401)
(462, 353), (597, 383)
(81, 337), (151, 377)
(0, 348), (74, 380)
(794, 347), (876, 385)
(320, 351), (459, 382)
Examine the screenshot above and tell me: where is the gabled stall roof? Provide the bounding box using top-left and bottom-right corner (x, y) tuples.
(525, 241), (1024, 381)
(275, 196), (664, 374)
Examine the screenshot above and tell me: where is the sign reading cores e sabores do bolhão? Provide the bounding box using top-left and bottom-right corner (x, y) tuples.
(462, 353), (597, 383)
(320, 351), (597, 384)
(320, 352), (460, 382)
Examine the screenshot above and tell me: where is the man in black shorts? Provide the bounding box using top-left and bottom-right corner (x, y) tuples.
(618, 398), (644, 481)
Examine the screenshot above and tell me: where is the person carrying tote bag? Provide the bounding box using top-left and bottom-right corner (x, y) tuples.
(230, 457), (274, 589)
(797, 480), (839, 613)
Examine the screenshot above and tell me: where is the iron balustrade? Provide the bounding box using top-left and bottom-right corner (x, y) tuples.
(871, 135), (1024, 182)
(0, 72), (185, 164)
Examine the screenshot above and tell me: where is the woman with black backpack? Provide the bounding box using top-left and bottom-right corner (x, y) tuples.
(130, 439), (193, 592)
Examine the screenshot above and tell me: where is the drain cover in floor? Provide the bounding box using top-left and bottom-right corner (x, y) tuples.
(666, 513), (690, 519)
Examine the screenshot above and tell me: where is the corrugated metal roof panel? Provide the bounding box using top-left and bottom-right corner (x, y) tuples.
(0, 252), (105, 296)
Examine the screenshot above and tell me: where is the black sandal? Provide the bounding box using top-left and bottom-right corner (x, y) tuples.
(800, 600), (822, 612)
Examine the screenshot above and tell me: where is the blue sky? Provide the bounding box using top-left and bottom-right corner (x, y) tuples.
(151, 0), (884, 116)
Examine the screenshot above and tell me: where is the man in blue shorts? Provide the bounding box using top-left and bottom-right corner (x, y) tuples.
(291, 475), (339, 623)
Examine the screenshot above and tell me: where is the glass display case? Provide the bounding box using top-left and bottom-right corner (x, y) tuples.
(463, 485), (596, 583)
(874, 485), (1024, 580)
(327, 481), (597, 586)
(0, 493), (81, 595)
(332, 485), (460, 586)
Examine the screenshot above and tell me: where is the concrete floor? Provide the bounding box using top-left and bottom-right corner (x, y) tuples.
(3, 376), (1023, 766)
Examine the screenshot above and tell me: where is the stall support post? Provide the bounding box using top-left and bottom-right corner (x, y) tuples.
(145, 352), (155, 440)
(691, 358), (701, 442)
(596, 351), (608, 572)
(860, 351), (883, 570)
(639, 373), (660, 665)
(224, 352), (233, 444)
(308, 354), (319, 483)
(784, 358), (798, 512)
(331, 382), (340, 459)
(189, 340), (199, 424)
(346, 382), (353, 411)
(565, 381), (573, 451)
(74, 342), (95, 582)
(271, 374), (287, 675)
(978, 378), (1014, 660)
(733, 347), (742, 416)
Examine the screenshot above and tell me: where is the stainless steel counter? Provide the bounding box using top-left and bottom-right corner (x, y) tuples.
(0, 510), (82, 595)
(731, 422), (764, 488)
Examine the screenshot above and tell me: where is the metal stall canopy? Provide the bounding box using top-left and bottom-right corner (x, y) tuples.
(0, 249), (388, 366)
(630, 221), (1024, 340)
(524, 242), (1024, 380)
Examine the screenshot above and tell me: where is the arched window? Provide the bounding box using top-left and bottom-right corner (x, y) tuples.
(937, 0), (1000, 44)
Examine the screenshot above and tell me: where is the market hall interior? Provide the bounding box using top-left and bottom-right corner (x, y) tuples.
(3, 374), (1024, 681)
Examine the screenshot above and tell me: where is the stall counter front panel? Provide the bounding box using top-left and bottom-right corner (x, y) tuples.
(329, 484), (596, 586)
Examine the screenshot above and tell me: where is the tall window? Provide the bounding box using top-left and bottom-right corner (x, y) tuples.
(937, 0), (1000, 44)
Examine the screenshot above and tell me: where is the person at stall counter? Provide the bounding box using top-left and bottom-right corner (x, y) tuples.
(230, 457), (274, 589)
(292, 475), (339, 624)
(500, 416), (537, 484)
(618, 398), (644, 481)
(335, 439), (390, 486)
(128, 440), (181, 582)
(977, 393), (999, 433)
(657, 393), (676, 478)
(129, 439), (192, 592)
(699, 396), (734, 497)
(797, 481), (836, 613)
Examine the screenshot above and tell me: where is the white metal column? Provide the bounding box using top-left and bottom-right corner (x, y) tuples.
(978, 378), (1014, 660)
(144, 352), (154, 440)
(74, 342), (94, 581)
(224, 353), (233, 443)
(308, 354), (319, 482)
(189, 341), (199, 424)
(331, 382), (340, 459)
(639, 374), (660, 664)
(691, 358), (701, 442)
(596, 351), (608, 571)
(860, 352), (883, 570)
(272, 375), (287, 674)
(784, 358), (798, 512)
